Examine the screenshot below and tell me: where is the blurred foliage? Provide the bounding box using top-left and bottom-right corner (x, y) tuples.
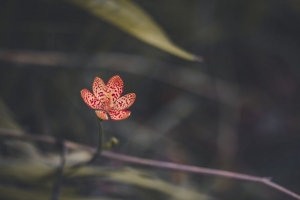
(0, 99), (21, 130)
(65, 0), (199, 61)
(0, 160), (210, 200)
(1, 0), (300, 199)
(0, 98), (211, 200)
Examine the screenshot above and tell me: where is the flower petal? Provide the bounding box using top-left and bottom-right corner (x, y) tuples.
(95, 110), (109, 120)
(113, 93), (136, 110)
(93, 77), (109, 104)
(81, 89), (103, 109)
(108, 110), (131, 120)
(106, 75), (124, 102)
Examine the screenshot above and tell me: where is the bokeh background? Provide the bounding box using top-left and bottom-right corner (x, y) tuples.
(1, 0), (300, 199)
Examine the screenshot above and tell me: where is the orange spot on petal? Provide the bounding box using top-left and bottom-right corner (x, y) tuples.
(95, 110), (109, 120)
(114, 93), (136, 110)
(81, 89), (102, 109)
(108, 110), (131, 120)
(106, 75), (124, 102)
(93, 77), (109, 104)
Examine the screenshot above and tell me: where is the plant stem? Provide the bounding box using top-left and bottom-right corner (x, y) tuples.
(86, 118), (103, 165)
(70, 118), (103, 168)
(1, 128), (300, 200)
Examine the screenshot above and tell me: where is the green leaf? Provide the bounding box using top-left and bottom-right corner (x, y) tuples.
(65, 0), (200, 61)
(0, 159), (211, 200)
(0, 99), (21, 131)
(0, 184), (116, 200)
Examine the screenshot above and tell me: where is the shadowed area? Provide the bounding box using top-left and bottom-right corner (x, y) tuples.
(1, 0), (300, 199)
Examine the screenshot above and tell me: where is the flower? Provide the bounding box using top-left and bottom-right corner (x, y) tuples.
(81, 75), (136, 120)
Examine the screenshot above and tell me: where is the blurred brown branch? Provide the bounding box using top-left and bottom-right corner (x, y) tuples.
(0, 128), (299, 200)
(0, 49), (236, 105)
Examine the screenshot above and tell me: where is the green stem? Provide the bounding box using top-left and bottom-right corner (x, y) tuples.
(86, 118), (103, 165)
(70, 117), (119, 169)
(70, 118), (103, 168)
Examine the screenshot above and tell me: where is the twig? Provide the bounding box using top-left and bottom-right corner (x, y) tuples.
(0, 128), (299, 200)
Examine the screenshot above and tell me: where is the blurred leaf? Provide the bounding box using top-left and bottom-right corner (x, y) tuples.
(0, 184), (116, 200)
(0, 157), (211, 200)
(68, 167), (211, 200)
(0, 98), (21, 131)
(0, 99), (42, 158)
(65, 0), (200, 61)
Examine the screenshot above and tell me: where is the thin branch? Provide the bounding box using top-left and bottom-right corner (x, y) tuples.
(0, 128), (299, 200)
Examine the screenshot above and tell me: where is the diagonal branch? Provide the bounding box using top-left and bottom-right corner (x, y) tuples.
(0, 128), (299, 200)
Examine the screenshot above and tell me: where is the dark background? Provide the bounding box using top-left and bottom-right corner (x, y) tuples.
(1, 0), (300, 199)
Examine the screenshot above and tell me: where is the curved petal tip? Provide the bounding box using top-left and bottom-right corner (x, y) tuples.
(95, 110), (109, 120)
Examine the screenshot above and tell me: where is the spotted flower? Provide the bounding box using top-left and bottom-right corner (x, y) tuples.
(81, 75), (136, 120)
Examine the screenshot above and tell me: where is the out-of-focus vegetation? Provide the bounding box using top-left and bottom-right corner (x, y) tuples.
(1, 0), (300, 199)
(65, 0), (199, 61)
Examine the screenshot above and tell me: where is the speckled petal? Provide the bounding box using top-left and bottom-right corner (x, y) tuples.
(95, 110), (109, 120)
(106, 75), (124, 102)
(81, 89), (103, 109)
(93, 77), (109, 104)
(108, 110), (131, 120)
(113, 93), (136, 110)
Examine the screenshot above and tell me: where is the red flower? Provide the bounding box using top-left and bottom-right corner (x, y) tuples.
(81, 76), (136, 120)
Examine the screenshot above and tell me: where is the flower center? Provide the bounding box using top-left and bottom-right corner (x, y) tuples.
(103, 95), (114, 111)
